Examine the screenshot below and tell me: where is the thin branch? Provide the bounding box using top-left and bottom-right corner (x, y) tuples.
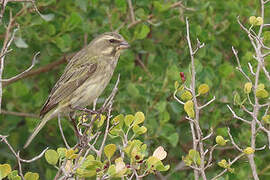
(227, 105), (251, 124)
(202, 127), (213, 141)
(205, 144), (218, 170)
(199, 96), (216, 110)
(2, 53), (70, 87)
(127, 0), (135, 23)
(186, 17), (206, 180)
(0, 109), (38, 118)
(173, 90), (185, 105)
(248, 62), (256, 75)
(1, 52), (40, 82)
(227, 128), (243, 152)
(232, 46), (251, 82)
(211, 153), (245, 180)
(58, 114), (70, 149)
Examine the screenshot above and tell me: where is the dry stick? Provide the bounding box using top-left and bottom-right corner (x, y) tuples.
(0, 11), (17, 112)
(235, 13), (267, 180)
(127, 1), (187, 29)
(2, 54), (70, 87)
(58, 114), (70, 149)
(186, 17), (207, 180)
(1, 109), (38, 118)
(127, 0), (135, 23)
(227, 105), (251, 124)
(232, 46), (252, 82)
(1, 52), (40, 82)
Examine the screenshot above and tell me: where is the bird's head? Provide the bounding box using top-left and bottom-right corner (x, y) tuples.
(90, 32), (129, 56)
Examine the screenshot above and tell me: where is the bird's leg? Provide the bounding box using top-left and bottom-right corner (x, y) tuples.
(68, 112), (89, 149)
(73, 106), (101, 114)
(68, 112), (82, 139)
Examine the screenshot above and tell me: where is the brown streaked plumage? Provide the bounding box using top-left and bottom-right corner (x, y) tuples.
(24, 32), (129, 148)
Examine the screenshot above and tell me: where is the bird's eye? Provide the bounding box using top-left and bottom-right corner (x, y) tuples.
(109, 39), (118, 43)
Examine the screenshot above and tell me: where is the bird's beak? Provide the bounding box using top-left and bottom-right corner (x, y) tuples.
(119, 41), (130, 50)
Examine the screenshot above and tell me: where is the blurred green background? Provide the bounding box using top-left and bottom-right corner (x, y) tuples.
(0, 0), (269, 179)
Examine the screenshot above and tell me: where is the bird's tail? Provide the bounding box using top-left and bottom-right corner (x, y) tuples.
(24, 109), (58, 148)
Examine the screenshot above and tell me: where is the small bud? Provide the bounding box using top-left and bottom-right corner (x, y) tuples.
(249, 16), (257, 25)
(215, 136), (228, 146)
(262, 115), (270, 124)
(258, 83), (265, 90)
(218, 159), (228, 168)
(244, 82), (252, 94)
(243, 147), (255, 155)
(180, 72), (186, 83)
(135, 155), (140, 160)
(256, 17), (263, 26)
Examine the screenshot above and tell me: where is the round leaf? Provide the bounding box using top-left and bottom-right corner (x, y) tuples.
(45, 149), (59, 165)
(104, 144), (117, 160)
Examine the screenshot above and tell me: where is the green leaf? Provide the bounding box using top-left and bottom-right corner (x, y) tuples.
(256, 89), (269, 98)
(134, 112), (145, 125)
(198, 84), (210, 95)
(107, 165), (116, 176)
(127, 83), (140, 97)
(62, 12), (82, 31)
(8, 170), (20, 179)
(104, 144), (117, 160)
(188, 149), (201, 165)
(57, 148), (67, 159)
(124, 114), (135, 126)
(0, 164), (12, 179)
(24, 172), (39, 180)
(54, 34), (72, 52)
(153, 1), (170, 12)
(115, 0), (127, 13)
(135, 24), (150, 39)
(167, 133), (179, 147)
(40, 13), (55, 22)
(156, 164), (170, 171)
(45, 149), (59, 165)
(14, 37), (28, 48)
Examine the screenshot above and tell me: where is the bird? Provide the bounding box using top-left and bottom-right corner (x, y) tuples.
(24, 32), (129, 148)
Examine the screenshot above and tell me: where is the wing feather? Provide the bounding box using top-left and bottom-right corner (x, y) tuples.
(40, 55), (98, 117)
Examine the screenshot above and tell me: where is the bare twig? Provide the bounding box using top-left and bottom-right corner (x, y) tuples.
(185, 17), (208, 180)
(2, 53), (70, 87)
(227, 128), (243, 152)
(58, 114), (70, 149)
(227, 105), (251, 124)
(127, 0), (135, 23)
(211, 153), (245, 180)
(1, 109), (38, 118)
(232, 46), (251, 82)
(199, 96), (216, 110)
(1, 52), (40, 82)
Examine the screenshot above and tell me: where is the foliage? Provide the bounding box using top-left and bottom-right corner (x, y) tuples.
(0, 0), (270, 179)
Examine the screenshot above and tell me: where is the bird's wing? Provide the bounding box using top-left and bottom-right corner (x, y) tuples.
(40, 56), (98, 117)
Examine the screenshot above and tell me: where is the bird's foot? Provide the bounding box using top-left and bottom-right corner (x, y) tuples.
(73, 106), (102, 115)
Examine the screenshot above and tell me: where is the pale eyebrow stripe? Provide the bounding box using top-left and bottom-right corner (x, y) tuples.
(94, 35), (121, 43)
